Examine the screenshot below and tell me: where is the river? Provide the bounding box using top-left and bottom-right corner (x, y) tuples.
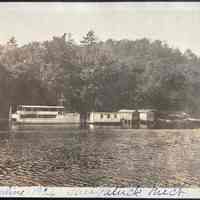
(0, 121), (199, 187)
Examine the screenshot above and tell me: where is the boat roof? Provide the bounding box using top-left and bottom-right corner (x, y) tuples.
(19, 105), (64, 108)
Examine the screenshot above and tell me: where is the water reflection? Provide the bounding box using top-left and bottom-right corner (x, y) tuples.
(0, 122), (199, 186)
(0, 120), (10, 131)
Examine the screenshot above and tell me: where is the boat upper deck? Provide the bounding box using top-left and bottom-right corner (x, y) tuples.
(17, 105), (64, 111)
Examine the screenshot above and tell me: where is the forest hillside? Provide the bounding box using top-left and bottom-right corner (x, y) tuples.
(1, 31), (200, 117)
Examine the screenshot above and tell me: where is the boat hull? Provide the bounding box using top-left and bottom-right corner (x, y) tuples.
(11, 113), (80, 124)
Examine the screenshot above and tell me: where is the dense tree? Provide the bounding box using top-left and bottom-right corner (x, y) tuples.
(1, 31), (200, 117)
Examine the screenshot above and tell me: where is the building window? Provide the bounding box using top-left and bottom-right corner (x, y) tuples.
(100, 114), (103, 119)
(107, 114), (110, 119)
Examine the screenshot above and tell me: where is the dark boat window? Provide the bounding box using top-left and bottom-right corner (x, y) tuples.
(20, 114), (37, 118)
(21, 114), (56, 118)
(39, 107), (45, 111)
(100, 114), (103, 119)
(24, 107), (34, 111)
(114, 114), (117, 118)
(38, 115), (56, 118)
(107, 114), (110, 118)
(31, 107), (36, 111)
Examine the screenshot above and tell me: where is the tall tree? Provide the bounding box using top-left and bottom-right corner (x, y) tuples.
(80, 30), (98, 46)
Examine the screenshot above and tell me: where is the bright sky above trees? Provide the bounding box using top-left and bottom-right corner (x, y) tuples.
(0, 2), (200, 55)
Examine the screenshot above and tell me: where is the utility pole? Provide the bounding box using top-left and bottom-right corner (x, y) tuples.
(8, 105), (12, 130)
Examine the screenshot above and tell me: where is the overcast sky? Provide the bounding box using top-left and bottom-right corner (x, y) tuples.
(1, 2), (200, 55)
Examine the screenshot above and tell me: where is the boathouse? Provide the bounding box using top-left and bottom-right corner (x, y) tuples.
(138, 109), (157, 128)
(63, 112), (80, 123)
(118, 109), (157, 128)
(87, 112), (120, 125)
(118, 110), (140, 128)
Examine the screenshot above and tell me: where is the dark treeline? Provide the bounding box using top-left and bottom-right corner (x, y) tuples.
(1, 30), (200, 117)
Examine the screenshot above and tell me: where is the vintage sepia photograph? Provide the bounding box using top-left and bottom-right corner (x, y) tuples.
(0, 1), (200, 198)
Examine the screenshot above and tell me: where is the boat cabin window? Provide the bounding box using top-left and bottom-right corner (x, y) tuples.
(25, 107), (35, 111)
(38, 115), (57, 118)
(21, 114), (37, 118)
(100, 114), (103, 119)
(107, 114), (110, 119)
(39, 107), (49, 111)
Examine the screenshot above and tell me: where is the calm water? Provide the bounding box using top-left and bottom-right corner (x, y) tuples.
(0, 121), (200, 187)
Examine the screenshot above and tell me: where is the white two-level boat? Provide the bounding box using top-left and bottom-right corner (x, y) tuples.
(11, 105), (80, 124)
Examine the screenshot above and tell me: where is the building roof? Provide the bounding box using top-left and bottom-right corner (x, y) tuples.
(91, 111), (119, 114)
(118, 109), (136, 113)
(118, 109), (156, 113)
(138, 109), (156, 112)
